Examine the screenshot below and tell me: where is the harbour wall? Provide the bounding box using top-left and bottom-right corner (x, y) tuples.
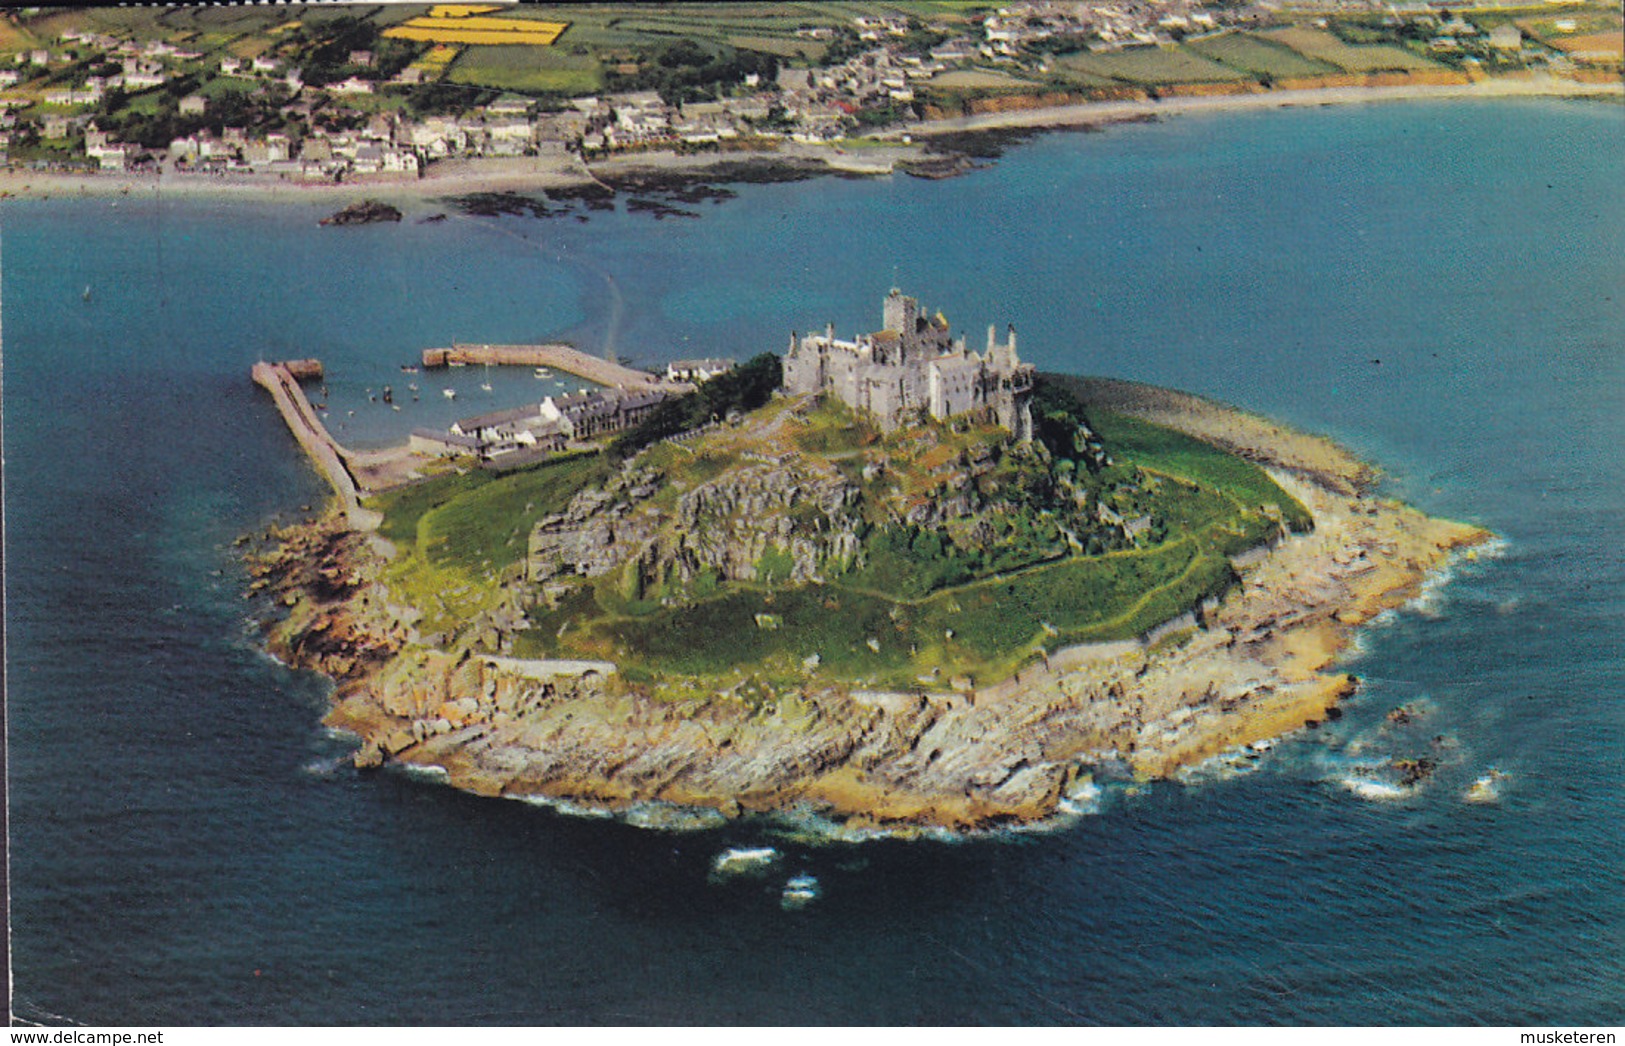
(422, 342), (681, 391)
(252, 361), (381, 530)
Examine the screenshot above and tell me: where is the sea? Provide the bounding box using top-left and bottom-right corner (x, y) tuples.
(3, 98), (1622, 1025)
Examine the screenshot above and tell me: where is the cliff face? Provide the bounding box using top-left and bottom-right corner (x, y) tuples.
(528, 459), (865, 588)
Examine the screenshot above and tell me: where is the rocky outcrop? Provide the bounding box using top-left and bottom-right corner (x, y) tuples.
(320, 199), (403, 226)
(528, 460), (865, 590)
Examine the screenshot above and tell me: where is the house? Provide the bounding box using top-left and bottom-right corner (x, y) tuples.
(243, 137), (289, 165)
(251, 55), (281, 74)
(666, 358), (735, 383)
(409, 428), (482, 457)
(1488, 24), (1522, 50)
(380, 148), (419, 174)
(220, 57), (244, 75)
(88, 142), (135, 170)
(43, 113), (78, 139)
(487, 94), (532, 117)
(329, 76), (374, 95)
(179, 93), (207, 115)
(348, 50), (374, 68)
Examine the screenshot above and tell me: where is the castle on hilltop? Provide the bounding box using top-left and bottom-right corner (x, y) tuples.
(782, 289), (1035, 440)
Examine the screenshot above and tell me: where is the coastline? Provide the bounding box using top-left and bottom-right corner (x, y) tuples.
(4, 75), (1616, 207)
(250, 378), (1490, 835)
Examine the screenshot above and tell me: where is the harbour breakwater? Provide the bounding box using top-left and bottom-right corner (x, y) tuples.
(421, 342), (686, 392)
(251, 360), (380, 531)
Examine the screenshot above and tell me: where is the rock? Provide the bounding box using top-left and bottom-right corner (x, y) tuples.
(319, 200), (402, 226)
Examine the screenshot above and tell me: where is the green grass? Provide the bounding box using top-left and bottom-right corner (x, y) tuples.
(1056, 45), (1252, 85)
(417, 452), (609, 575)
(445, 45), (602, 93)
(1186, 32), (1341, 78)
(726, 34), (828, 60)
(1256, 27), (1440, 72)
(1088, 411), (1312, 531)
(365, 467), (496, 546)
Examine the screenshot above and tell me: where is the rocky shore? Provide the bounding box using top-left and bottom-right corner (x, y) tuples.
(251, 381), (1488, 835)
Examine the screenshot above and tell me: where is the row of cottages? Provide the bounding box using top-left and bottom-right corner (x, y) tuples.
(411, 387), (670, 460)
(539, 387), (669, 440)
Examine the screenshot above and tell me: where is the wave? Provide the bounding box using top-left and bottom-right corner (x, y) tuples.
(780, 874), (821, 910)
(710, 846), (781, 878)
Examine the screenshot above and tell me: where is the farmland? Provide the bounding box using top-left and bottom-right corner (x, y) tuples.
(1256, 27), (1440, 73)
(1186, 32), (1342, 79)
(445, 46), (601, 94)
(1056, 45), (1251, 85)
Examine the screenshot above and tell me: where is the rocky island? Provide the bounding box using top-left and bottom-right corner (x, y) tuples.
(251, 293), (1488, 835)
(319, 200), (404, 227)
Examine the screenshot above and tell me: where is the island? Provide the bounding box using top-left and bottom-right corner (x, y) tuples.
(249, 290), (1488, 835)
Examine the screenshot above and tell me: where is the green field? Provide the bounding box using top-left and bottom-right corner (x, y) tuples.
(1057, 45), (1251, 85)
(1257, 27), (1439, 72)
(446, 45), (602, 93)
(1185, 32), (1341, 78)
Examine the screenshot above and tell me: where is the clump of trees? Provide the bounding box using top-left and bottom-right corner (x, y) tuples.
(611, 352), (782, 457)
(602, 39), (780, 105)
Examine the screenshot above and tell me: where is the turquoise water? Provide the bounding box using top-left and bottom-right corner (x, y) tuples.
(4, 99), (1622, 1024)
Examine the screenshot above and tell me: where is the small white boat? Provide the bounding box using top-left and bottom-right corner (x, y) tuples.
(442, 388), (456, 400)
(535, 367), (552, 377)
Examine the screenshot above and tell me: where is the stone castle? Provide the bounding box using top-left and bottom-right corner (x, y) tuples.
(782, 289), (1035, 440)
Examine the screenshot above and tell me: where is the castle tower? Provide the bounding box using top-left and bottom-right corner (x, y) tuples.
(883, 288), (918, 352)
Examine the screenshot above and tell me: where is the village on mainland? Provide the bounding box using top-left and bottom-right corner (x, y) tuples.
(0, 0), (1618, 185)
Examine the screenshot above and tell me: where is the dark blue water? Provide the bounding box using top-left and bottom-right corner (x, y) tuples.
(5, 99), (1622, 1025)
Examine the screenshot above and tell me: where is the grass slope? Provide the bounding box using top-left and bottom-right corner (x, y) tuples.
(371, 383), (1309, 689)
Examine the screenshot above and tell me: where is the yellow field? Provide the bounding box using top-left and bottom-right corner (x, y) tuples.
(419, 44), (460, 66)
(384, 14), (568, 47)
(429, 4), (504, 16)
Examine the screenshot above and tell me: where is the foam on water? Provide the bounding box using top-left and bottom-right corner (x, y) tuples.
(710, 846), (781, 878)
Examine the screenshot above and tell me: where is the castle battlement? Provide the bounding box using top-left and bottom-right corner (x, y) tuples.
(782, 289), (1034, 440)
